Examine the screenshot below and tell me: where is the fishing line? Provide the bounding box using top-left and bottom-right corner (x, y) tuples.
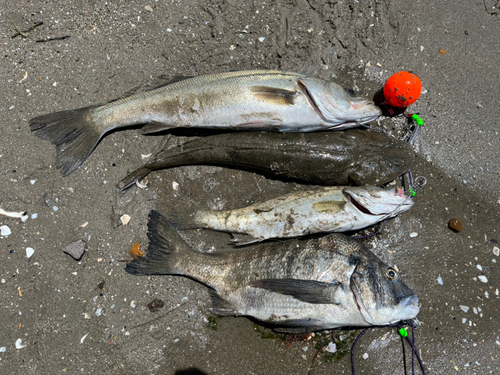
(350, 319), (426, 375)
(351, 179), (424, 241)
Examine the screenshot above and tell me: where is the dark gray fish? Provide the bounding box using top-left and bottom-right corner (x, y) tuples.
(28, 70), (381, 176)
(117, 130), (413, 190)
(125, 211), (419, 331)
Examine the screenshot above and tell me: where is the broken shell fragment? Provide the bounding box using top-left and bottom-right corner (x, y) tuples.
(120, 214), (131, 226)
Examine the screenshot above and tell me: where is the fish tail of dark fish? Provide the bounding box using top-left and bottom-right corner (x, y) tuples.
(116, 165), (153, 191)
(117, 146), (198, 191)
(125, 210), (193, 276)
(29, 106), (102, 176)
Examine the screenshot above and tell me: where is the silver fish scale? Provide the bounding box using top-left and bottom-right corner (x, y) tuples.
(91, 71), (324, 132)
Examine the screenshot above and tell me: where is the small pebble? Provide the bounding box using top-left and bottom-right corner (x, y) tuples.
(478, 275), (488, 283)
(95, 308), (102, 317)
(144, 5), (153, 12)
(21, 215), (28, 223)
(147, 298), (165, 312)
(493, 247), (499, 256)
(63, 240), (86, 261)
(258, 37), (265, 42)
(439, 49), (446, 55)
(31, 213), (37, 219)
(30, 180), (36, 185)
(0, 346), (5, 352)
(52, 206), (59, 212)
(460, 305), (469, 313)
(485, 291), (489, 298)
(462, 318), (467, 324)
(0, 225), (11, 237)
(437, 276), (443, 285)
(448, 218), (463, 232)
(409, 232), (418, 238)
(26, 247), (35, 258)
(362, 353), (369, 360)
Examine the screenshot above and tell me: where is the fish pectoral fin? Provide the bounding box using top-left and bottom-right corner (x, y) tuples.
(252, 206), (274, 214)
(249, 86), (297, 105)
(230, 234), (261, 247)
(208, 289), (239, 316)
(250, 279), (343, 305)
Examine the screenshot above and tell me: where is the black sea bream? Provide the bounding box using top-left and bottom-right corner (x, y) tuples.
(126, 211), (419, 331)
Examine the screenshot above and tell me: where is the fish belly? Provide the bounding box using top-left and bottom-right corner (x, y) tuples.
(228, 287), (369, 329)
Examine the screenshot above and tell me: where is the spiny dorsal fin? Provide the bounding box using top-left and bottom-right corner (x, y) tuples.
(250, 86), (297, 105)
(250, 278), (342, 304)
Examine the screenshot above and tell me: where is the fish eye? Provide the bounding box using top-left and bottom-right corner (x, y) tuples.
(386, 268), (398, 280)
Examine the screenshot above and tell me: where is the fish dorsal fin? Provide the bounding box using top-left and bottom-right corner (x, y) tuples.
(250, 278), (342, 304)
(250, 86), (297, 105)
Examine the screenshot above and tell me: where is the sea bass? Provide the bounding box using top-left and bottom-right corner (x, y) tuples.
(29, 70), (381, 176)
(175, 186), (413, 243)
(117, 130), (413, 190)
(126, 211), (419, 331)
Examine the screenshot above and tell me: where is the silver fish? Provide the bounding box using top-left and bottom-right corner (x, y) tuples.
(175, 186), (413, 244)
(29, 70), (381, 176)
(126, 211), (419, 331)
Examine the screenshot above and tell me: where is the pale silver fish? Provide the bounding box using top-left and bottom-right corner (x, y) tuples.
(29, 70), (381, 176)
(175, 186), (413, 244)
(126, 211), (419, 331)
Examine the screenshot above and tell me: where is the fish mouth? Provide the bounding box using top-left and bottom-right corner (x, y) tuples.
(345, 188), (413, 216)
(350, 100), (382, 124)
(397, 295), (420, 320)
(345, 192), (379, 216)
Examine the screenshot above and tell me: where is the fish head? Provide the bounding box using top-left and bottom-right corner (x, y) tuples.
(343, 186), (414, 218)
(298, 77), (382, 127)
(350, 256), (419, 326)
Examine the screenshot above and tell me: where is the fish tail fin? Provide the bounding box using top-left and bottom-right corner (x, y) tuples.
(116, 165), (153, 191)
(125, 210), (193, 276)
(29, 106), (102, 176)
